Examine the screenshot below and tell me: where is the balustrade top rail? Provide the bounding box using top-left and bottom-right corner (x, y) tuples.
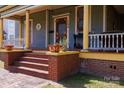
(89, 32), (124, 36)
(89, 32), (124, 51)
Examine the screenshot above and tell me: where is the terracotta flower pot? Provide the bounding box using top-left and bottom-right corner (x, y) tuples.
(5, 45), (14, 51)
(48, 44), (61, 52)
(48, 45), (55, 52)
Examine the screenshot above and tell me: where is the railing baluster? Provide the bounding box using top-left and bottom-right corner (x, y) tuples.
(92, 36), (94, 48)
(97, 35), (99, 48)
(89, 35), (92, 48)
(116, 34), (119, 49)
(105, 35), (107, 48)
(101, 35), (103, 48)
(94, 35), (96, 48)
(121, 34), (123, 48)
(108, 35), (110, 48)
(92, 35), (94, 48)
(112, 35), (114, 48)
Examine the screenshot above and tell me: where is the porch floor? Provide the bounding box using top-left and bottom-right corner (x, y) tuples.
(80, 51), (124, 61)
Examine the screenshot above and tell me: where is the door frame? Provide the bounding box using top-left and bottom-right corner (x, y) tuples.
(53, 14), (70, 48)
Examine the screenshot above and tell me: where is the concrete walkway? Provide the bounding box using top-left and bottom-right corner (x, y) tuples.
(0, 68), (53, 88)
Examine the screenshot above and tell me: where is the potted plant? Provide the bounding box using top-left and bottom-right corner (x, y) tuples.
(48, 44), (61, 53)
(4, 44), (14, 51)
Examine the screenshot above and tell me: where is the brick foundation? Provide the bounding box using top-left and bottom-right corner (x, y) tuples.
(80, 59), (124, 80)
(0, 51), (80, 81)
(0, 51), (31, 69)
(48, 54), (80, 81)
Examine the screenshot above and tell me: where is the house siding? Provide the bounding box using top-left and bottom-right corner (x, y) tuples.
(30, 11), (46, 49)
(21, 6), (76, 49)
(91, 5), (103, 34)
(15, 21), (19, 39)
(107, 6), (120, 32)
(22, 11), (46, 49)
(20, 5), (105, 49)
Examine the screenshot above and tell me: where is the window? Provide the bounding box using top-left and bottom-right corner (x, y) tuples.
(75, 6), (84, 34)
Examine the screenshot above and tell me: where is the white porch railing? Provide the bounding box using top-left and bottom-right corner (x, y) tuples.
(89, 33), (124, 51)
(3, 38), (25, 48)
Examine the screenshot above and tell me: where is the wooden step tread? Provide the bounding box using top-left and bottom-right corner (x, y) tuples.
(26, 52), (48, 55)
(17, 66), (49, 74)
(23, 56), (48, 60)
(32, 51), (48, 53)
(17, 61), (49, 66)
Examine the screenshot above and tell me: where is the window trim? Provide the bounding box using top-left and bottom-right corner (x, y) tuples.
(75, 5), (91, 34)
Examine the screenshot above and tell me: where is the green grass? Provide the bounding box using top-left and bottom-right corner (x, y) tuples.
(43, 73), (124, 88)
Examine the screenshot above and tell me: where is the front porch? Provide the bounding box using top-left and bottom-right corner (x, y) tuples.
(1, 5), (124, 81)
(1, 5), (124, 51)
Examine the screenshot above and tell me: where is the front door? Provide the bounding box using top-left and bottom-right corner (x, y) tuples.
(54, 16), (69, 48)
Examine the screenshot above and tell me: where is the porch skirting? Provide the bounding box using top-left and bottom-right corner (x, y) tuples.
(80, 58), (124, 80)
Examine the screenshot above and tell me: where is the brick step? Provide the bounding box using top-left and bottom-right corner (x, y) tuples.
(20, 57), (49, 64)
(10, 66), (49, 79)
(15, 61), (49, 71)
(25, 53), (49, 58)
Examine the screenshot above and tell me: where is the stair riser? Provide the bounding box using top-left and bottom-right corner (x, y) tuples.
(25, 54), (49, 58)
(16, 68), (49, 79)
(17, 63), (48, 71)
(20, 58), (49, 64)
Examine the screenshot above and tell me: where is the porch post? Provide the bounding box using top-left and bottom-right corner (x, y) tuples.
(0, 18), (3, 48)
(25, 10), (30, 49)
(45, 9), (49, 48)
(83, 5), (90, 50)
(19, 20), (22, 46)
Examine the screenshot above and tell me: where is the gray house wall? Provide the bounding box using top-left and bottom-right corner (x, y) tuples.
(20, 5), (105, 49)
(22, 10), (46, 49)
(91, 5), (103, 34)
(21, 6), (76, 49)
(30, 11), (46, 49)
(15, 21), (19, 39)
(107, 6), (120, 32)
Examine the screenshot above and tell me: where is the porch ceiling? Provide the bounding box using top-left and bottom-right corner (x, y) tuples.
(113, 5), (124, 14)
(2, 5), (68, 19)
(0, 5), (17, 13)
(15, 5), (68, 16)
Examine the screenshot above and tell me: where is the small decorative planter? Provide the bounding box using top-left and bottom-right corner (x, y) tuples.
(48, 44), (62, 53)
(4, 45), (14, 51)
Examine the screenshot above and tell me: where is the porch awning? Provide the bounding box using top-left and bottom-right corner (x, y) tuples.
(0, 5), (43, 18)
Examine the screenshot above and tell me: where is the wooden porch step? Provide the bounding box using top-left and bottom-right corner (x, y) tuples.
(23, 56), (48, 61)
(11, 66), (49, 79)
(16, 61), (48, 71)
(20, 57), (49, 64)
(25, 53), (49, 58)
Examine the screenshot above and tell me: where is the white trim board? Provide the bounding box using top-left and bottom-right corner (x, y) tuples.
(45, 9), (49, 48)
(75, 5), (91, 34)
(75, 5), (83, 34)
(103, 5), (106, 32)
(52, 13), (70, 18)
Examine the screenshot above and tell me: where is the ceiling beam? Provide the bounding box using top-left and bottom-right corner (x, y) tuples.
(5, 15), (22, 21)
